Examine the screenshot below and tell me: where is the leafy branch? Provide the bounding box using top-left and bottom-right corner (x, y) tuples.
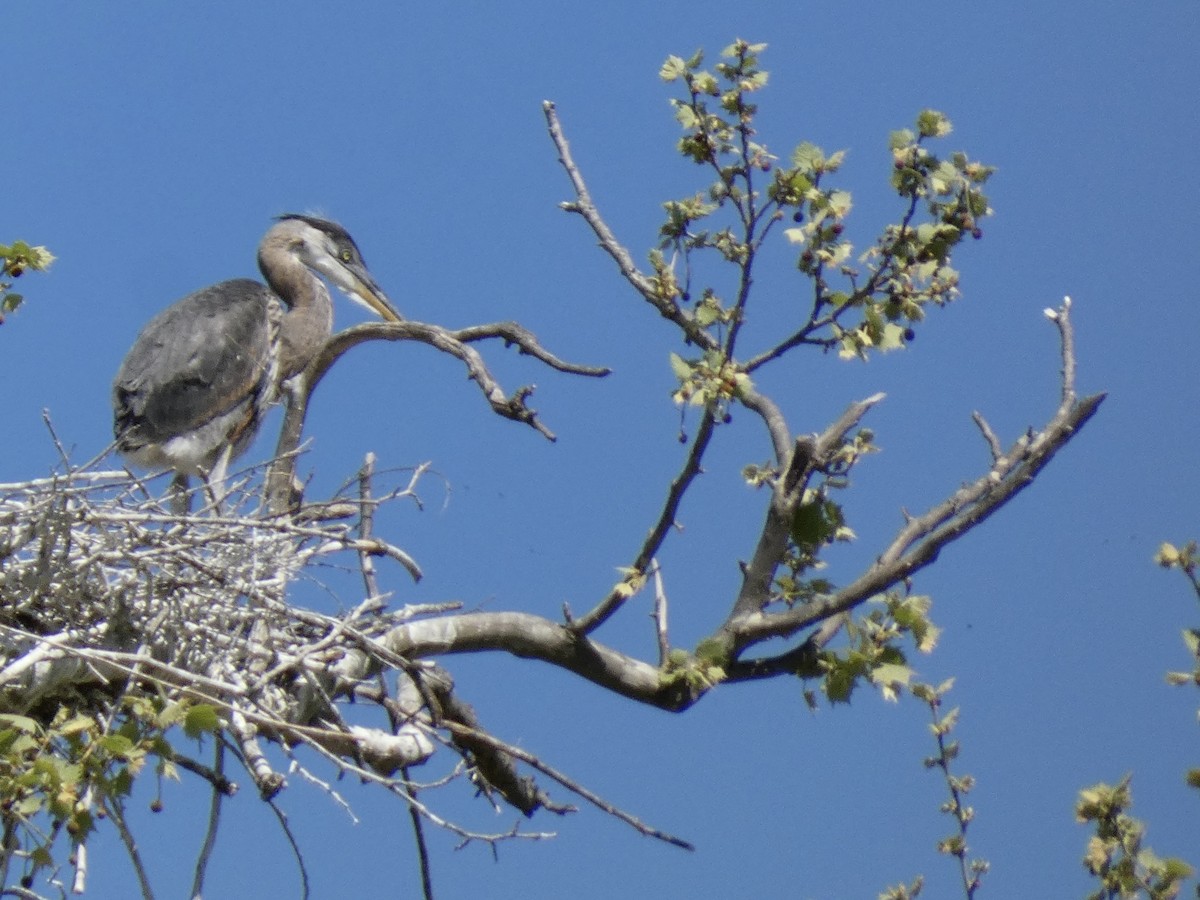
(913, 680), (988, 898)
(1076, 776), (1192, 900)
(0, 241), (54, 324)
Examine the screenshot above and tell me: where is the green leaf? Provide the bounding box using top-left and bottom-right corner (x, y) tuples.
(878, 322), (907, 351)
(870, 662), (913, 702)
(930, 161), (959, 194)
(56, 715), (95, 738)
(669, 352), (693, 381)
(792, 141), (825, 171)
(674, 103), (700, 130)
(183, 704), (221, 739)
(916, 109), (952, 138)
(660, 55), (688, 82)
(98, 734), (136, 758)
(0, 714), (41, 734)
(1182, 628), (1200, 655)
(1155, 542), (1181, 566)
(790, 501), (829, 547)
(695, 637), (728, 668)
(827, 190), (853, 217)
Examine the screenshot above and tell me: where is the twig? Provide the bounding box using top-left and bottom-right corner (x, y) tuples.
(441, 718), (693, 851)
(971, 411), (1003, 462)
(106, 800), (155, 900)
(569, 408), (717, 634)
(39, 411), (71, 470)
(651, 560), (669, 666)
(1043, 295), (1076, 407)
(543, 101), (717, 351)
(262, 796), (310, 900)
(402, 763), (435, 900)
(171, 752), (237, 796)
(189, 742), (225, 900)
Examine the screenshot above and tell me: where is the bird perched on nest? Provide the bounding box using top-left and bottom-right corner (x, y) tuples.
(112, 214), (402, 510)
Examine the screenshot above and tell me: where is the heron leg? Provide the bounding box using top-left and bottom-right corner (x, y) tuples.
(202, 443), (235, 513)
(169, 473), (192, 516)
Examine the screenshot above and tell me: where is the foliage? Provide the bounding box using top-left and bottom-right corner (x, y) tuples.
(1155, 540), (1200, 791)
(657, 39), (993, 365)
(1062, 542), (1200, 900)
(0, 698), (216, 892)
(0, 240), (54, 323)
(1076, 776), (1193, 900)
(912, 679), (988, 898)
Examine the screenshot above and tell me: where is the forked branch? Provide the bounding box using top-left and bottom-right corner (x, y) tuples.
(267, 317), (609, 512)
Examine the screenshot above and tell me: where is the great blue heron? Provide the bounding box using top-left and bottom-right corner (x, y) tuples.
(113, 214), (402, 509)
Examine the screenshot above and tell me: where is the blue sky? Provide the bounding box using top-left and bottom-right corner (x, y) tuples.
(5, 2), (1200, 897)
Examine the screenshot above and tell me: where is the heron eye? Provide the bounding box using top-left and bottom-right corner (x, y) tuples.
(340, 249), (353, 263)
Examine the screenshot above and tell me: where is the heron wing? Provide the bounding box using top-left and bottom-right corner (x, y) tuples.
(113, 279), (276, 444)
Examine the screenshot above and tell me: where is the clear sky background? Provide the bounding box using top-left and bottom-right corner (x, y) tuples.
(5, 2), (1199, 898)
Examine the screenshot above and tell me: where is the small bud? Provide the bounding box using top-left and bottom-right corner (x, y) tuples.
(971, 227), (983, 240)
(150, 799), (164, 813)
(678, 431), (688, 444)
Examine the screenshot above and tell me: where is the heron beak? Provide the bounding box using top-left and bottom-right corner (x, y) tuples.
(345, 267), (402, 323)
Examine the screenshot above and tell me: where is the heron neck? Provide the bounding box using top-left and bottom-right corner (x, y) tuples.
(258, 241), (334, 379)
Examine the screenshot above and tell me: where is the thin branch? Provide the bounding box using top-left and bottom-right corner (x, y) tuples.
(106, 800), (154, 900)
(440, 718), (694, 851)
(189, 742), (225, 900)
(568, 408), (717, 635)
(543, 100), (717, 351)
(265, 313), (607, 512)
(651, 560), (669, 666)
(312, 322), (566, 440)
(401, 763), (434, 900)
(261, 795), (310, 900)
(451, 321), (612, 376)
(971, 411), (1003, 462)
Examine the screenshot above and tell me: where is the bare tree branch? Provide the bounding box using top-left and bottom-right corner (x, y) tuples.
(543, 101), (718, 351)
(266, 317), (607, 513)
(567, 409), (717, 635)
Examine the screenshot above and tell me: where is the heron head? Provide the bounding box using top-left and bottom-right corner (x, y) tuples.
(266, 214), (402, 323)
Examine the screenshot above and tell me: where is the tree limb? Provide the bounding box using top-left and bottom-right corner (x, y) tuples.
(543, 101), (718, 351)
